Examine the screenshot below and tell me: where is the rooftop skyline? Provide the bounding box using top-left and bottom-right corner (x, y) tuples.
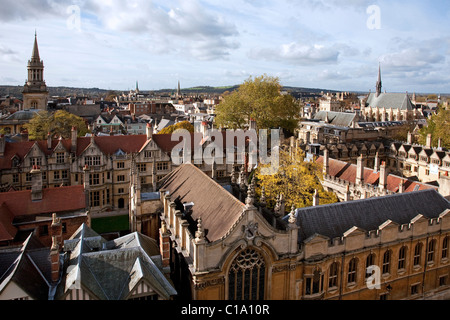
(0, 0), (449, 93)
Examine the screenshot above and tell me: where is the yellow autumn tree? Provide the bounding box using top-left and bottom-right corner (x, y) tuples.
(255, 147), (338, 210)
(157, 121), (194, 135)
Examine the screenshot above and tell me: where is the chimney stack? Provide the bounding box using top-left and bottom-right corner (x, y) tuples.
(323, 148), (329, 176)
(47, 132), (52, 150)
(356, 154), (365, 185)
(146, 123), (153, 140)
(379, 161), (388, 192)
(50, 236), (60, 283)
(71, 127), (77, 153)
(31, 165), (43, 201)
(313, 190), (319, 207)
(426, 134), (432, 148)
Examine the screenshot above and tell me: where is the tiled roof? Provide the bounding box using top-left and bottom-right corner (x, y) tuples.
(0, 185), (86, 220)
(291, 189), (450, 243)
(316, 156), (436, 193)
(159, 163), (245, 243)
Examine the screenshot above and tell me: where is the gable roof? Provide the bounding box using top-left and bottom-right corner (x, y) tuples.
(58, 224), (176, 300)
(290, 189), (450, 243)
(314, 111), (356, 127)
(0, 233), (52, 300)
(366, 92), (414, 110)
(159, 163), (245, 243)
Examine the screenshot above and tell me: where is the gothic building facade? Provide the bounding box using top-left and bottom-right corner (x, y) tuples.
(151, 163), (450, 300)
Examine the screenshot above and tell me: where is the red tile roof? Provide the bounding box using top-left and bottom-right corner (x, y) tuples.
(0, 185), (86, 218)
(316, 156), (436, 193)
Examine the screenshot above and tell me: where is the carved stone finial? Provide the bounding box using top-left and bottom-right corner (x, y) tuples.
(288, 205), (297, 224)
(195, 218), (205, 239)
(260, 186), (267, 207)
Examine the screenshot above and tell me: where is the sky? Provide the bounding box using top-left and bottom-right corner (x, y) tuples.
(0, 0), (449, 93)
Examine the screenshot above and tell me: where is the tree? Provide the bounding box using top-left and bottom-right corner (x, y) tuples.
(215, 75), (300, 132)
(157, 121), (194, 135)
(255, 148), (338, 210)
(25, 110), (89, 141)
(418, 108), (450, 148)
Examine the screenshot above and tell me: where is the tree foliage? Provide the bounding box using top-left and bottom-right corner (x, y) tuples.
(255, 148), (338, 210)
(215, 75), (300, 132)
(418, 108), (450, 148)
(25, 110), (89, 141)
(157, 121), (194, 135)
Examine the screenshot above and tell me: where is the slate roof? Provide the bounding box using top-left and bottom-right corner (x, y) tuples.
(0, 233), (52, 300)
(290, 189), (450, 243)
(58, 224), (176, 300)
(365, 92), (414, 110)
(314, 111), (356, 127)
(159, 163), (245, 243)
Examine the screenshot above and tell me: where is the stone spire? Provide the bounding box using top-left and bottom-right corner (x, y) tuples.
(32, 31), (41, 61)
(376, 63), (382, 97)
(288, 205), (297, 224)
(259, 186), (267, 207)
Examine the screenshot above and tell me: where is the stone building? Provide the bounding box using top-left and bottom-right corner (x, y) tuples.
(360, 65), (419, 122)
(317, 149), (438, 202)
(154, 163), (450, 300)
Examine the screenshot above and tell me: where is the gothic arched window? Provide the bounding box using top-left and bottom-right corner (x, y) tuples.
(228, 248), (265, 300)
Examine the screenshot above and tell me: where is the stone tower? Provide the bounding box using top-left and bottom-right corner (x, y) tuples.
(22, 32), (49, 110)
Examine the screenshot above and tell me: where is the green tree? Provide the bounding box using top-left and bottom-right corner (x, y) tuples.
(255, 148), (338, 210)
(25, 110), (89, 141)
(157, 121), (194, 135)
(418, 108), (450, 148)
(215, 75), (300, 132)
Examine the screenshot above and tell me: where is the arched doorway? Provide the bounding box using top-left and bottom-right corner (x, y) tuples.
(228, 248), (266, 300)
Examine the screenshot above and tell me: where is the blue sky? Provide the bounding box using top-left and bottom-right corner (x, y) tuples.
(0, 0), (449, 93)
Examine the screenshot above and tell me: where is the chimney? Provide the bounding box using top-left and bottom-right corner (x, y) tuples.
(47, 132), (52, 150)
(31, 165), (43, 201)
(426, 134), (432, 148)
(146, 123), (153, 140)
(313, 189), (319, 207)
(374, 152), (380, 172)
(50, 236), (60, 283)
(356, 155), (365, 185)
(159, 220), (171, 268)
(379, 161), (388, 192)
(344, 185), (351, 202)
(399, 179), (405, 193)
(71, 127), (77, 154)
(0, 135), (5, 157)
(51, 213), (62, 247)
(323, 148), (329, 176)
(407, 132), (413, 144)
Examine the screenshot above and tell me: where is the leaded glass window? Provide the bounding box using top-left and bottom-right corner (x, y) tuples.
(228, 249), (265, 300)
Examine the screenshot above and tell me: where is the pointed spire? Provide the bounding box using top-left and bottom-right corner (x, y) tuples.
(259, 186), (267, 207)
(32, 31), (40, 61)
(376, 62), (382, 97)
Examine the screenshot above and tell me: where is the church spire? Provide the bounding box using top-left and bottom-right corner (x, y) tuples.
(376, 63), (382, 97)
(32, 31), (41, 61)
